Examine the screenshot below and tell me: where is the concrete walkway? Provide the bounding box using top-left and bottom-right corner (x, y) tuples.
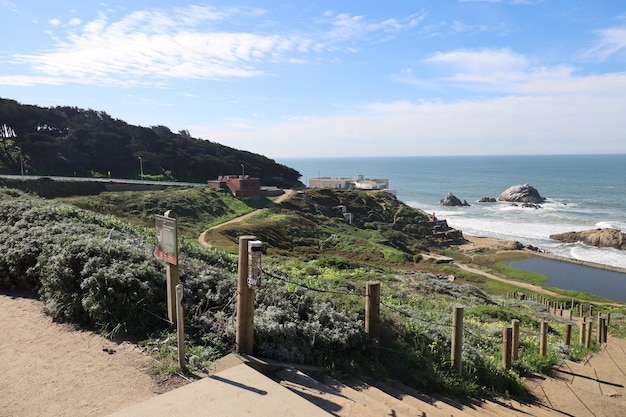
(524, 334), (626, 417)
(108, 335), (626, 417)
(107, 355), (332, 417)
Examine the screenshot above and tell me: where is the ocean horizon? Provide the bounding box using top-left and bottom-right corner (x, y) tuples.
(278, 154), (626, 270)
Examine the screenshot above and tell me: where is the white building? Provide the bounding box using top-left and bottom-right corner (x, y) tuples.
(309, 174), (395, 194)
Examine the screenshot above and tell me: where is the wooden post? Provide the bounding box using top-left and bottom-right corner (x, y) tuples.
(176, 283), (185, 368)
(597, 315), (603, 344)
(451, 306), (464, 376)
(365, 281), (381, 337)
(236, 235), (257, 354)
(580, 319), (586, 346)
(603, 317), (608, 343)
(540, 320), (548, 357)
(511, 319), (520, 361)
(589, 305), (593, 318)
(503, 326), (512, 369)
(607, 312), (611, 327)
(585, 319), (593, 349)
(568, 309), (573, 321)
(366, 281), (381, 361)
(564, 323), (572, 347)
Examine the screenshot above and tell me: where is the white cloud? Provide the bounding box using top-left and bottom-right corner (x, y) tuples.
(582, 26), (626, 61)
(2, 6), (421, 87)
(192, 67), (626, 158)
(1, 1), (17, 13)
(424, 48), (529, 73)
(393, 48), (595, 95)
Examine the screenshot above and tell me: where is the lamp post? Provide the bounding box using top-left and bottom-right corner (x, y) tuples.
(19, 148), (24, 176)
(138, 156), (144, 180)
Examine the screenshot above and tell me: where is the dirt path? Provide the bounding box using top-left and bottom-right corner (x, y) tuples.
(456, 263), (565, 297)
(198, 189), (294, 247)
(0, 292), (172, 417)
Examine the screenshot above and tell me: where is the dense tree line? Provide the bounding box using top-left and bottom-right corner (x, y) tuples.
(0, 98), (301, 187)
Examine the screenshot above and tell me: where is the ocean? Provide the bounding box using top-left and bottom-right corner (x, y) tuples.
(278, 154), (626, 270)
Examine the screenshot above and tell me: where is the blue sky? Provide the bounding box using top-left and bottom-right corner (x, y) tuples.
(1, 1), (625, 158)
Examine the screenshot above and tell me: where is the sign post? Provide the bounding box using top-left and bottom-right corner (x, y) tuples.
(156, 210), (179, 324)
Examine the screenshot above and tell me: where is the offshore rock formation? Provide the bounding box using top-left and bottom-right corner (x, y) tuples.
(498, 184), (545, 204)
(440, 192), (470, 207)
(550, 228), (626, 250)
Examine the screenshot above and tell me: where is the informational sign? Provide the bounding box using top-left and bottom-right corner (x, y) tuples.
(247, 240), (263, 288)
(155, 214), (178, 265)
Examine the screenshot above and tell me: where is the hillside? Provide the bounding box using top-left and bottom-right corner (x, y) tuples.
(203, 188), (465, 263)
(2, 184), (626, 406)
(0, 98), (301, 187)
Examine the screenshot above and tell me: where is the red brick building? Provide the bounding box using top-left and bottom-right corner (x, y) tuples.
(208, 175), (261, 199)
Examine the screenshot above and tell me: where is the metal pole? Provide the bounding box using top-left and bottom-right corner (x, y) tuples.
(176, 284), (185, 368)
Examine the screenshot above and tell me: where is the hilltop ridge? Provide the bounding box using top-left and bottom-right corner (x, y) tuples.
(0, 98), (301, 187)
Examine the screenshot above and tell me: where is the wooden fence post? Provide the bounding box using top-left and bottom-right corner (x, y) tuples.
(236, 235), (257, 354)
(597, 315), (603, 344)
(511, 319), (520, 361)
(540, 320), (548, 357)
(564, 323), (572, 347)
(580, 319), (586, 346)
(451, 306), (464, 376)
(365, 281), (381, 337)
(585, 319), (593, 349)
(503, 326), (512, 369)
(366, 281), (381, 361)
(600, 317), (608, 343)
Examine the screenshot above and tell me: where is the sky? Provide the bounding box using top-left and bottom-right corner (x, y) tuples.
(1, 1), (626, 159)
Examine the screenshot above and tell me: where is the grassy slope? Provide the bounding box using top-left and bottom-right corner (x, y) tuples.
(59, 187), (265, 237)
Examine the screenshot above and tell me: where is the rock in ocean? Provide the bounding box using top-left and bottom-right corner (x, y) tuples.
(498, 184), (545, 204)
(550, 228), (626, 250)
(440, 192), (470, 206)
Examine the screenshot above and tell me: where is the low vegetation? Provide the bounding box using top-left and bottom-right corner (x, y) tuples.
(0, 186), (622, 400)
